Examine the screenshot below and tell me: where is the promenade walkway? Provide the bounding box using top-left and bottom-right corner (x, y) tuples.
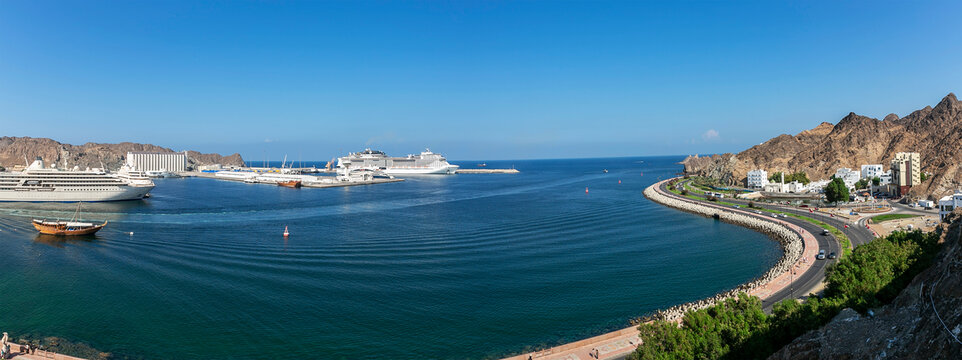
(1, 342), (86, 360)
(502, 178), (820, 360)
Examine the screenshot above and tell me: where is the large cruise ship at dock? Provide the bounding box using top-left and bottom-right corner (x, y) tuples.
(337, 149), (459, 175)
(0, 157), (155, 202)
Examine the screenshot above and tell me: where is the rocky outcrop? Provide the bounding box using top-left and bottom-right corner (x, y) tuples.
(683, 93), (962, 200)
(769, 209), (962, 360)
(0, 137), (244, 170)
(644, 182), (803, 321)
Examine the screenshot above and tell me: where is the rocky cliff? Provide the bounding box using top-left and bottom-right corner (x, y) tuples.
(0, 137), (244, 170)
(769, 209), (962, 359)
(682, 93), (962, 200)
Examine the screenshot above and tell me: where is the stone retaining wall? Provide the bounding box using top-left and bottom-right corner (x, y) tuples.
(643, 182), (803, 321)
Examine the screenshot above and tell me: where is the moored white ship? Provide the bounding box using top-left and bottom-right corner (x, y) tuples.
(0, 157), (155, 202)
(337, 149), (459, 175)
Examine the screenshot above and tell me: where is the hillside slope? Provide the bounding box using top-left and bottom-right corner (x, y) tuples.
(769, 210), (962, 359)
(683, 94), (962, 200)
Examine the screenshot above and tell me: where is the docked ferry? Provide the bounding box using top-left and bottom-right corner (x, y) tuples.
(337, 149), (459, 175)
(0, 157), (155, 202)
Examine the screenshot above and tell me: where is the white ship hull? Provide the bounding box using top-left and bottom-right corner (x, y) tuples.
(0, 185), (153, 202)
(338, 148), (459, 175)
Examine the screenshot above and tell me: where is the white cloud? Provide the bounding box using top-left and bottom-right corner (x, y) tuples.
(701, 129), (719, 141)
(264, 138), (274, 143)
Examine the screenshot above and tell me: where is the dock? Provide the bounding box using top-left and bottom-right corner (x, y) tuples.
(455, 169), (520, 174)
(302, 178), (403, 188)
(179, 171), (404, 188)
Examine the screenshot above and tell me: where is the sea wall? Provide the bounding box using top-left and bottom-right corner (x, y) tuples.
(643, 182), (804, 321)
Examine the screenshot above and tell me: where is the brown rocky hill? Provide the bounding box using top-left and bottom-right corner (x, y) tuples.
(0, 137), (244, 170)
(769, 209), (962, 359)
(682, 93), (962, 200)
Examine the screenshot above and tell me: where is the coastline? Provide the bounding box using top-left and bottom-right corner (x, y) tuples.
(503, 178), (819, 360)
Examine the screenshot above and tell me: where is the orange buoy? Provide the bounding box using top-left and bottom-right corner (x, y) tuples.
(283, 226), (290, 237)
(585, 187), (589, 194)
(618, 180), (621, 184)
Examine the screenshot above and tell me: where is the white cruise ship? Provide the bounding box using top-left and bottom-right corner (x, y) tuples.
(337, 149), (459, 175)
(0, 157), (155, 202)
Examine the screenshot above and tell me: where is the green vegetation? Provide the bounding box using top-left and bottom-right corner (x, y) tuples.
(768, 171), (810, 185)
(823, 178), (849, 205)
(920, 172), (929, 182)
(854, 178), (869, 190)
(629, 230), (941, 360)
(871, 214), (920, 223)
(872, 176), (881, 186)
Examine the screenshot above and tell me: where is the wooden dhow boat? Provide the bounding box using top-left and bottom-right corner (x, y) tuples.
(32, 202), (107, 236)
(277, 180), (302, 188)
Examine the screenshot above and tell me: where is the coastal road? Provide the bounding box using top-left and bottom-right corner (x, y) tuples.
(676, 180), (875, 247)
(657, 180), (840, 310)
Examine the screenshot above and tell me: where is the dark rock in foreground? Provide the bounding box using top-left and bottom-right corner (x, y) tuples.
(769, 210), (962, 359)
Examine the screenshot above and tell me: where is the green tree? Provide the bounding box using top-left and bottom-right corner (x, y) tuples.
(823, 177), (849, 205)
(920, 172), (928, 182)
(790, 171), (810, 185)
(872, 176), (881, 186)
(854, 179), (869, 190)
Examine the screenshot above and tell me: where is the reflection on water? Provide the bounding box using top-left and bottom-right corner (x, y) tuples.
(0, 200), (149, 221)
(33, 233), (98, 248)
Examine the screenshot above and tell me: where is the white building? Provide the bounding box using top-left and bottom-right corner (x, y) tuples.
(891, 152), (921, 196)
(747, 169), (769, 189)
(834, 168), (861, 189)
(938, 191), (962, 222)
(878, 170), (893, 185)
(126, 151), (188, 172)
(860, 164), (884, 180)
(808, 179), (830, 193)
(787, 181), (808, 193)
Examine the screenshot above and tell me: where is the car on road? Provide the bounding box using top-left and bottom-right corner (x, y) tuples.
(754, 210), (763, 214)
(828, 252), (837, 259)
(733, 205), (740, 208)
(817, 250), (826, 260)
(822, 229), (830, 236)
(771, 213), (779, 218)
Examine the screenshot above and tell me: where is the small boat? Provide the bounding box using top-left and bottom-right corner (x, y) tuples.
(32, 202), (106, 236)
(603, 169), (608, 173)
(277, 180), (302, 188)
(477, 163), (487, 167)
(283, 226), (290, 237)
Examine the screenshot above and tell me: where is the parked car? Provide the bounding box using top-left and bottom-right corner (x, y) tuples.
(828, 252), (837, 259)
(817, 250), (826, 260)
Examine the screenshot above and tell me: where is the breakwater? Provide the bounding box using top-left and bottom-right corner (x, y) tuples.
(455, 168), (520, 174)
(643, 181), (804, 321)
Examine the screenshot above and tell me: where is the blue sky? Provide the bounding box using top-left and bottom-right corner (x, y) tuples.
(2, 1), (961, 161)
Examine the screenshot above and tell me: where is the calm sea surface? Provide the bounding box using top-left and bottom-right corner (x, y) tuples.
(0, 156), (780, 359)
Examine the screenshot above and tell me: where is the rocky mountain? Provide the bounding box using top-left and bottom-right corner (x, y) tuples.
(0, 137), (244, 171)
(769, 209), (962, 359)
(682, 93), (962, 200)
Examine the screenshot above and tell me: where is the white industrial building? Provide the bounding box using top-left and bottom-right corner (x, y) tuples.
(126, 151), (188, 172)
(939, 191), (962, 222)
(747, 169), (769, 189)
(834, 168), (861, 189)
(860, 164), (884, 180)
